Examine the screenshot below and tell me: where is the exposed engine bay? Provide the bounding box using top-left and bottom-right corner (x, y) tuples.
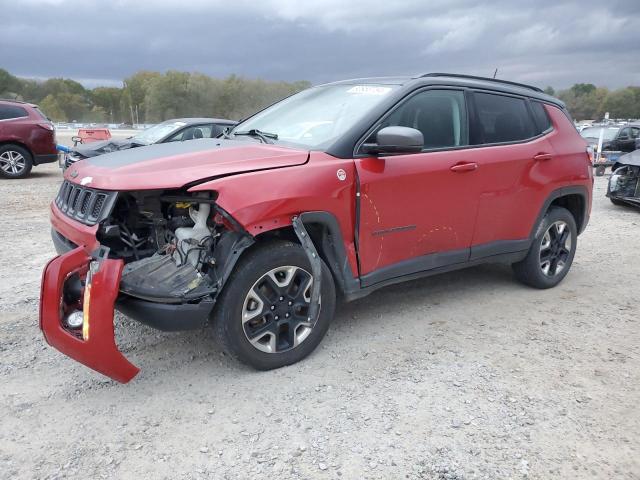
(96, 189), (253, 304)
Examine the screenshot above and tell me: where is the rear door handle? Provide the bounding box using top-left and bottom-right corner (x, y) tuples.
(534, 153), (553, 161)
(450, 162), (478, 173)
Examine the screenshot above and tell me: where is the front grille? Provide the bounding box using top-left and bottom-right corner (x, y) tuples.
(64, 153), (83, 169)
(55, 180), (117, 225)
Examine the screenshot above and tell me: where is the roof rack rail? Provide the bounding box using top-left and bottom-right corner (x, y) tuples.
(0, 98), (28, 104)
(420, 73), (543, 93)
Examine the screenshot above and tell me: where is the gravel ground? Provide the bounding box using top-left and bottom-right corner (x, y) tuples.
(0, 146), (638, 479)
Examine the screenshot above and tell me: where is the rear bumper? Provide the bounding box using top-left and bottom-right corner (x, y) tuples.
(40, 247), (140, 383)
(34, 153), (59, 165)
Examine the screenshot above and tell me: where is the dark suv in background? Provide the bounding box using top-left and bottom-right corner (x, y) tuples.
(0, 99), (57, 178)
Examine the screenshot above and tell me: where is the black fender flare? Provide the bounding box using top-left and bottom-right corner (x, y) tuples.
(296, 211), (360, 296)
(530, 185), (590, 238)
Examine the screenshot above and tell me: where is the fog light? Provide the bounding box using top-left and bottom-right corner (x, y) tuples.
(65, 310), (84, 329)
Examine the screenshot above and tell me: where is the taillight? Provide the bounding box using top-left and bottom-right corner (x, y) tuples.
(37, 122), (54, 131)
(586, 146), (594, 164)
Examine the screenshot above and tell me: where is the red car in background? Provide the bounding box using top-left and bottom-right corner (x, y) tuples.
(40, 73), (593, 382)
(0, 99), (57, 178)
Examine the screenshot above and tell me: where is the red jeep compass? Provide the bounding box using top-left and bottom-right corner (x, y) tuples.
(0, 99), (57, 178)
(40, 73), (592, 382)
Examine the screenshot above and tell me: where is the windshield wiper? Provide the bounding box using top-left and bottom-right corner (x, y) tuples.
(233, 129), (278, 144)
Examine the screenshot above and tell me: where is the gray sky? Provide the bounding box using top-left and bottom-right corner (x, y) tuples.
(1, 0), (639, 89)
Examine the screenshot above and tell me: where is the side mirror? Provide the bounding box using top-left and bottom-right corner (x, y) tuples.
(362, 126), (423, 155)
(618, 135), (629, 141)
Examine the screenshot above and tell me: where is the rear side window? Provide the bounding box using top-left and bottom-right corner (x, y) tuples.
(0, 105), (28, 120)
(473, 93), (536, 144)
(530, 101), (552, 134)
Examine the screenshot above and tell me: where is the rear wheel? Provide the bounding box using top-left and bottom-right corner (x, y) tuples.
(513, 206), (577, 289)
(0, 144), (33, 179)
(213, 240), (336, 370)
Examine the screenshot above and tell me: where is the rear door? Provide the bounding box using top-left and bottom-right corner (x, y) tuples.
(467, 92), (556, 254)
(354, 88), (481, 284)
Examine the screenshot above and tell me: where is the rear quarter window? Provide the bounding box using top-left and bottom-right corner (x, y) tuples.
(0, 105), (29, 120)
(34, 106), (50, 121)
(473, 92), (536, 144)
(530, 101), (552, 134)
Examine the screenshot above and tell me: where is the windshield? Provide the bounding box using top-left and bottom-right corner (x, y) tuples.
(131, 121), (186, 144)
(580, 127), (619, 141)
(232, 84), (399, 149)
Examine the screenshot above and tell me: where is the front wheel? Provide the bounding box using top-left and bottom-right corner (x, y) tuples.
(213, 240), (336, 370)
(512, 206), (577, 289)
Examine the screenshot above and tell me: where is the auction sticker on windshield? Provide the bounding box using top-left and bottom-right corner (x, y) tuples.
(347, 85), (392, 95)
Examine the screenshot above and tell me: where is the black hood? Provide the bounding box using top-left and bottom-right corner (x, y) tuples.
(619, 149), (640, 167)
(73, 138), (142, 158)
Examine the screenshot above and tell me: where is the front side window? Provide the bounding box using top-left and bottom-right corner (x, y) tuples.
(618, 127), (631, 139)
(473, 92), (536, 144)
(0, 105), (28, 120)
(232, 84), (399, 149)
(631, 127), (640, 139)
(166, 125), (213, 142)
(373, 89), (468, 150)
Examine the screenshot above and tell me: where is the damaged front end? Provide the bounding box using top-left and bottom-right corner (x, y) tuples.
(608, 163), (640, 207)
(41, 181), (254, 382)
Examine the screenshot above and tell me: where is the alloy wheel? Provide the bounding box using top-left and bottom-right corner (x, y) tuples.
(0, 150), (26, 175)
(242, 266), (317, 353)
(539, 221), (572, 277)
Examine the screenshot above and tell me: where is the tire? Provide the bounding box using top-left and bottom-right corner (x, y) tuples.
(512, 206), (577, 289)
(0, 144), (33, 179)
(213, 240), (336, 370)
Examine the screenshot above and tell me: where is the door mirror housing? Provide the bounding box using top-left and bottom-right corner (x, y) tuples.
(362, 126), (424, 155)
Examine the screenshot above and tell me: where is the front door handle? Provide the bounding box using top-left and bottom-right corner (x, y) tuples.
(534, 152), (553, 161)
(450, 162), (478, 173)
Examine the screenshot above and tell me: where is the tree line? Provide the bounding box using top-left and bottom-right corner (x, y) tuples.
(1, 67), (638, 123)
(544, 84), (640, 121)
(0, 68), (310, 124)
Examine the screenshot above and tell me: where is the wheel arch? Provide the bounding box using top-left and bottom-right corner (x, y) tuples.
(531, 186), (589, 237)
(254, 211), (359, 296)
(0, 140), (33, 158)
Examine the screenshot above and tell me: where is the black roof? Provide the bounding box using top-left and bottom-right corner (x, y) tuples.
(322, 73), (563, 108)
(0, 98), (37, 107)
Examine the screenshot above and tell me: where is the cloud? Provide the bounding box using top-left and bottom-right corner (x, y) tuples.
(0, 0), (638, 89)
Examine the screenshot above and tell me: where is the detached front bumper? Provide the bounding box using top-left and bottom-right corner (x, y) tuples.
(40, 246), (140, 383)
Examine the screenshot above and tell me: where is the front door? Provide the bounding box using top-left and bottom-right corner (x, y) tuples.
(354, 89), (480, 286)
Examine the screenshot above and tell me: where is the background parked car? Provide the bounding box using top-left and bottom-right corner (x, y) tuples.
(0, 99), (57, 179)
(580, 124), (640, 153)
(63, 117), (236, 169)
(608, 124), (640, 152)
